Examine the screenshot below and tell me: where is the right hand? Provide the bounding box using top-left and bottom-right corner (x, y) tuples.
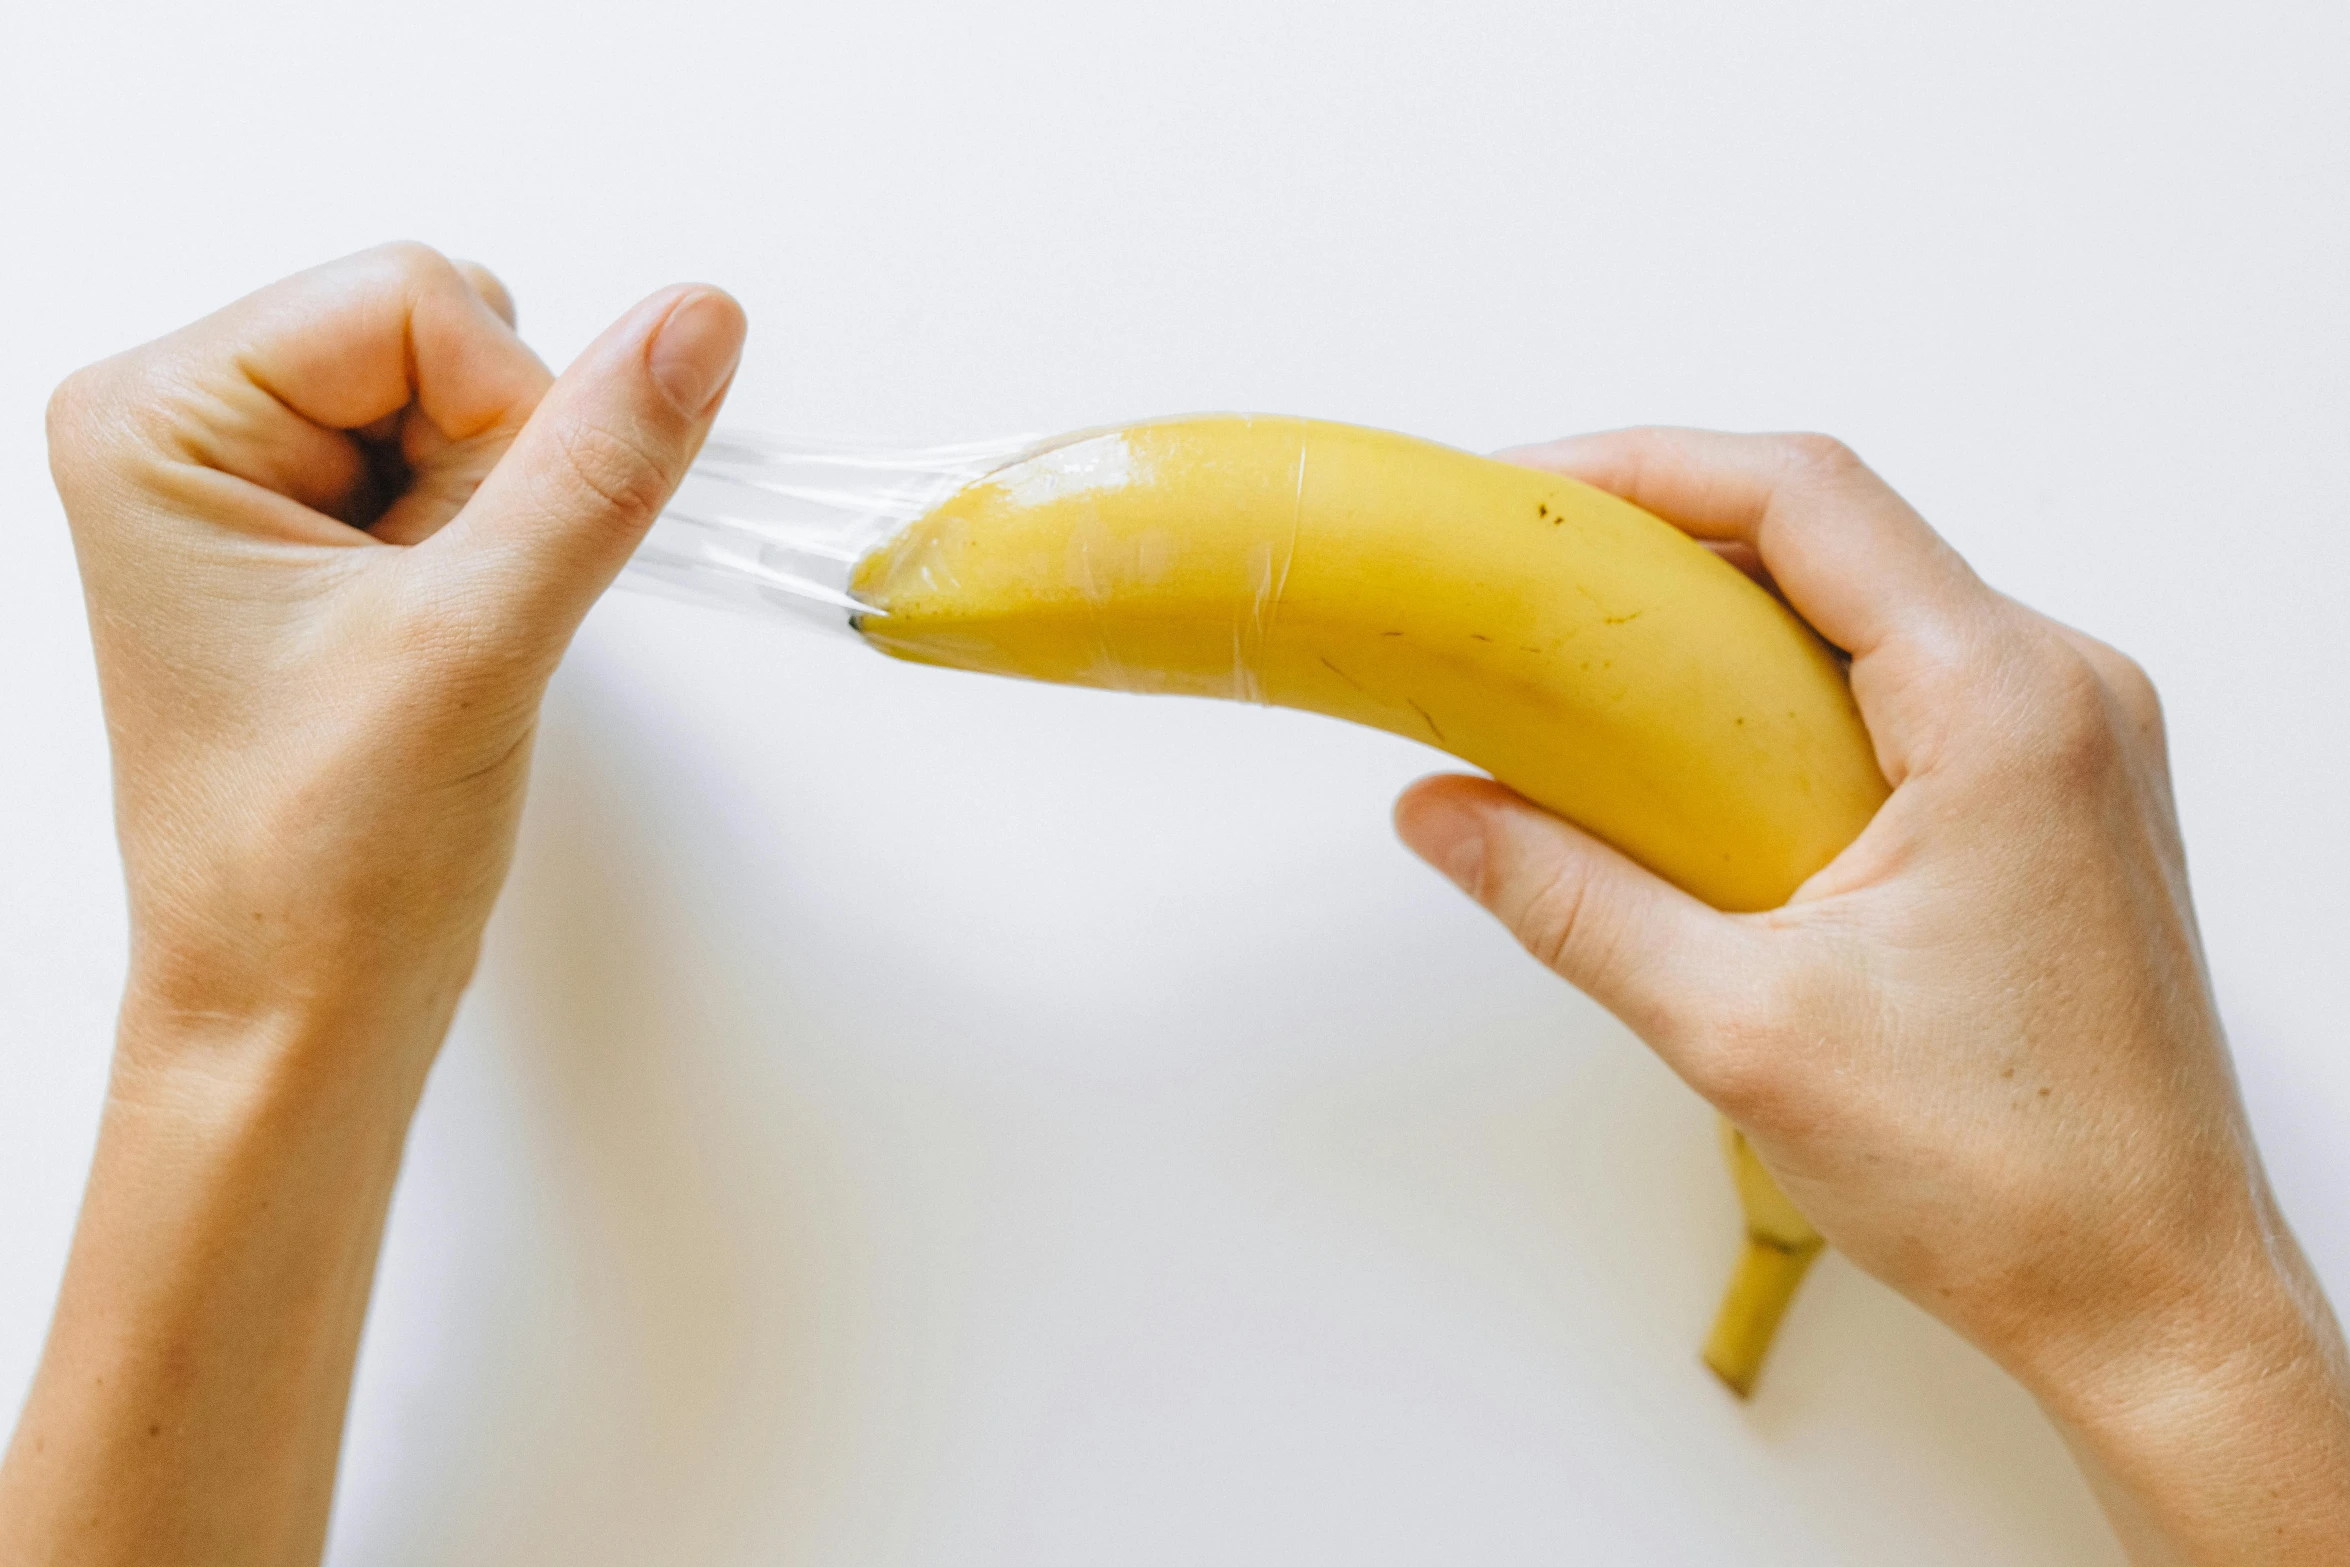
(1394, 429), (2350, 1562)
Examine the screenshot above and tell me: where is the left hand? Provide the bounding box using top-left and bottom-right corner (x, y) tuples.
(47, 242), (745, 1082)
(2, 244), (745, 1567)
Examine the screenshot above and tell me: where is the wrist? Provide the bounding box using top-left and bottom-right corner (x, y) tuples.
(2, 960), (445, 1566)
(119, 910), (479, 1077)
(114, 944), (469, 1120)
(2019, 1224), (2350, 1559)
(111, 790), (511, 1085)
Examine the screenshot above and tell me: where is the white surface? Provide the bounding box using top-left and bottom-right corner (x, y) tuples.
(2, 3), (2344, 1561)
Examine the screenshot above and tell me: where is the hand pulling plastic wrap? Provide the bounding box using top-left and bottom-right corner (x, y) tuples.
(624, 414), (1887, 915)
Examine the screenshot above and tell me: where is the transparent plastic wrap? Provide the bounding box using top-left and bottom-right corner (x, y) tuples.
(623, 430), (1044, 633)
(624, 413), (1887, 914)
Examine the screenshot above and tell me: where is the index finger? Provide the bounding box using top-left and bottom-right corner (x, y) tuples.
(1499, 428), (1989, 664)
(173, 241), (549, 439)
(73, 243), (553, 532)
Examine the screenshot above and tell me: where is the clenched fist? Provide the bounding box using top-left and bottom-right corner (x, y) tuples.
(48, 242), (743, 1078)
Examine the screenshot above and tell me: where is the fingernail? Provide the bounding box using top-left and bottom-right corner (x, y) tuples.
(1406, 797), (1488, 896)
(648, 289), (746, 416)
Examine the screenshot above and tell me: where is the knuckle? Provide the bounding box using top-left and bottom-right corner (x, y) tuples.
(1774, 431), (1866, 481)
(1610, 425), (1678, 468)
(1512, 857), (1601, 976)
(1679, 1007), (1776, 1113)
(2027, 645), (2127, 779)
(2087, 641), (2165, 737)
(1676, 972), (1811, 1124)
(359, 240), (465, 301)
(45, 366), (97, 450)
(372, 238), (455, 278)
(44, 358), (145, 492)
(1682, 1029), (1785, 1126)
(547, 419), (674, 530)
(455, 260), (517, 322)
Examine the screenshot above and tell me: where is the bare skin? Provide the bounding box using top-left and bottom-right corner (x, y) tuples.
(1, 244), (744, 1565)
(1399, 430), (2350, 1562)
(4, 247), (2345, 1563)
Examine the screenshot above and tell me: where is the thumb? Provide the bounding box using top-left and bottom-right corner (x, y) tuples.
(1394, 774), (1739, 1053)
(422, 283), (745, 648)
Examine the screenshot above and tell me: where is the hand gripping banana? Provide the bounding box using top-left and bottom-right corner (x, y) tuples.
(636, 414), (1890, 1393)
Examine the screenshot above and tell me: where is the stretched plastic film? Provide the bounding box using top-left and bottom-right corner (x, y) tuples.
(623, 430), (1043, 633)
(627, 421), (1308, 703)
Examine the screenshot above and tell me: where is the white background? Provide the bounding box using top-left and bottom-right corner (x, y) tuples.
(2, 3), (2344, 1561)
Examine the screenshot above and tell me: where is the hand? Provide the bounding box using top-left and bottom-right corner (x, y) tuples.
(48, 242), (744, 1081)
(1395, 430), (2350, 1563)
(1, 245), (743, 1566)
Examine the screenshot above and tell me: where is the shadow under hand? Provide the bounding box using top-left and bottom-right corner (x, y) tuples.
(335, 661), (887, 1567)
(1258, 955), (2126, 1567)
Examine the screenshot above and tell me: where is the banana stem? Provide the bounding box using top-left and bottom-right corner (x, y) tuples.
(1702, 1233), (1824, 1398)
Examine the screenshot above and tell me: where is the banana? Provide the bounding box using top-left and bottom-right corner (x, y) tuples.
(848, 415), (1879, 1385)
(1703, 1123), (1826, 1397)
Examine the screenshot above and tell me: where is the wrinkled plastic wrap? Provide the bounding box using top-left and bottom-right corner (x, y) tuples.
(623, 430), (1041, 632)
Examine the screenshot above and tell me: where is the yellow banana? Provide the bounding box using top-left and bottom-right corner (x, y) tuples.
(1703, 1123), (1826, 1397)
(848, 415), (1880, 1386)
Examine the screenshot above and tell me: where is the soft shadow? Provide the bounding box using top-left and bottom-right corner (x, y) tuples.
(337, 662), (890, 1566)
(1251, 910), (2126, 1567)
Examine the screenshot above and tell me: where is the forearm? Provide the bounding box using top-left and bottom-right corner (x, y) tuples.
(16, 246), (735, 1565)
(2032, 1245), (2350, 1565)
(0, 993), (444, 1566)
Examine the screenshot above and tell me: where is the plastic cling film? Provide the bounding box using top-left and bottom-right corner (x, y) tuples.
(846, 415), (1314, 707)
(629, 412), (1890, 915)
(622, 430), (1042, 632)
(626, 418), (1309, 707)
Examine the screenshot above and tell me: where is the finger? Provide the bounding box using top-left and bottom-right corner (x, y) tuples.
(362, 403), (527, 546)
(453, 260), (518, 328)
(1395, 773), (1740, 1057)
(364, 265), (553, 546)
(95, 243), (550, 532)
(172, 241), (544, 438)
(420, 284), (745, 650)
(1499, 428), (1990, 664)
(1705, 538), (1771, 588)
(2047, 619), (2165, 740)
(364, 258), (547, 544)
